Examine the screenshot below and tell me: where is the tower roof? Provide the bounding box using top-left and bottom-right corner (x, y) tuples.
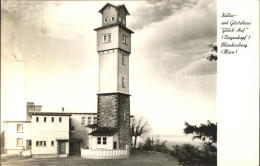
(98, 3), (130, 15)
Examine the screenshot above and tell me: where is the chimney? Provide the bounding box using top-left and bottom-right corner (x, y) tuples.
(26, 102), (35, 121)
(62, 107), (64, 112)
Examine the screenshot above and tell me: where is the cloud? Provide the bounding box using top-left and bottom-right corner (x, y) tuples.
(128, 0), (198, 30)
(131, 0), (216, 76)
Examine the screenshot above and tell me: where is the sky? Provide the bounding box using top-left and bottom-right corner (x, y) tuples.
(1, 0), (217, 135)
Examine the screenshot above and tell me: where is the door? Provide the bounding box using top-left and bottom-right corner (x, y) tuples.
(113, 142), (117, 149)
(58, 141), (66, 154)
(75, 142), (81, 154)
(26, 140), (32, 150)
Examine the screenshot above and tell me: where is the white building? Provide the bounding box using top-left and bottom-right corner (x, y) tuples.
(3, 121), (31, 156)
(3, 102), (97, 157)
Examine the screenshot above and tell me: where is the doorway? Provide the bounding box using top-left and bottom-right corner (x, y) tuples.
(58, 141), (66, 154)
(113, 142), (117, 149)
(26, 140), (32, 150)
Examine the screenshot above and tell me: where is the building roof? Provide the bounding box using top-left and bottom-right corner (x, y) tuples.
(88, 127), (117, 136)
(3, 120), (31, 123)
(98, 3), (130, 15)
(28, 111), (97, 116)
(29, 112), (72, 116)
(94, 23), (134, 34)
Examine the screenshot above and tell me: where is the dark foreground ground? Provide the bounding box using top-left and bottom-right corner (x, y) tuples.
(0, 149), (179, 166)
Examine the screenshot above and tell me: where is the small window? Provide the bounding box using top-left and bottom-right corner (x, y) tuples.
(122, 55), (125, 65)
(17, 138), (23, 147)
(97, 137), (101, 144)
(118, 17), (122, 22)
(111, 16), (115, 22)
(51, 141), (54, 146)
(93, 117), (97, 124)
(36, 141), (39, 147)
(70, 126), (75, 131)
(44, 117), (47, 123)
(123, 19), (126, 25)
(43, 141), (46, 147)
(51, 117), (54, 122)
(82, 117), (86, 125)
(108, 34), (111, 42)
(104, 18), (108, 23)
(88, 117), (92, 125)
(122, 34), (127, 44)
(123, 112), (126, 121)
(17, 124), (23, 132)
(103, 35), (107, 43)
(36, 117), (39, 122)
(103, 137), (107, 145)
(69, 141), (75, 149)
(122, 76), (125, 88)
(59, 117), (62, 123)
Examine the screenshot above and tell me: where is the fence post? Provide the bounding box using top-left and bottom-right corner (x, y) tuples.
(126, 145), (130, 157)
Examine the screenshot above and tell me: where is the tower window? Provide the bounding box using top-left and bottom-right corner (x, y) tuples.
(103, 34), (111, 43)
(104, 18), (108, 23)
(36, 117), (39, 122)
(123, 113), (126, 121)
(44, 117), (47, 122)
(122, 55), (125, 65)
(122, 76), (125, 88)
(59, 117), (62, 123)
(123, 19), (126, 25)
(108, 34), (111, 42)
(122, 34), (127, 44)
(51, 117), (54, 122)
(118, 17), (122, 22)
(111, 16), (115, 22)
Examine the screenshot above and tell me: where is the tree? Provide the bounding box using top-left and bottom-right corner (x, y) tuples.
(171, 121), (217, 166)
(184, 120), (217, 144)
(131, 115), (150, 148)
(207, 44), (217, 61)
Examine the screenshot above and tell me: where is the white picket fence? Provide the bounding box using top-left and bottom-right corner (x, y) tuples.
(81, 146), (129, 159)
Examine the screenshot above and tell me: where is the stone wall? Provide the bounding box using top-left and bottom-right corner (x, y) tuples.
(97, 93), (131, 149)
(97, 94), (118, 128)
(118, 94), (131, 148)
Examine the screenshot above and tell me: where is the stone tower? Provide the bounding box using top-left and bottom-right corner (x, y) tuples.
(93, 3), (133, 149)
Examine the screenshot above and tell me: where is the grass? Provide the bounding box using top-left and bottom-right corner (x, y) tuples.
(1, 149), (180, 166)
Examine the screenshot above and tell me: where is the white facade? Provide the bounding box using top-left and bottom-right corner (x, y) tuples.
(31, 114), (70, 156)
(3, 112), (97, 157)
(4, 121), (31, 155)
